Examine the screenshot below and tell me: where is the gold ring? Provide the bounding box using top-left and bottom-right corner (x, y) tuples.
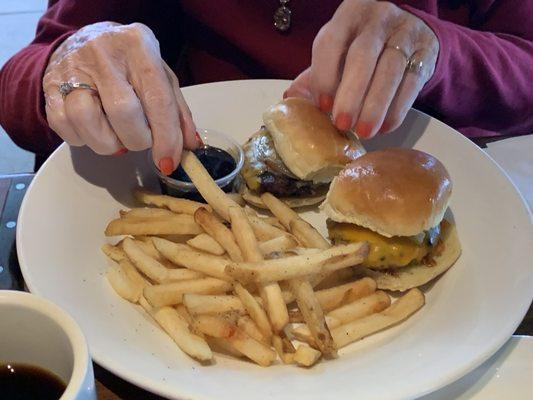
(406, 57), (424, 75)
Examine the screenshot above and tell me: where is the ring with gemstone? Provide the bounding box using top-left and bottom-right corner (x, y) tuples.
(406, 57), (424, 75)
(58, 82), (97, 99)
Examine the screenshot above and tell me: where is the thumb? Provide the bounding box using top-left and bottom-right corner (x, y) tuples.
(284, 68), (313, 101)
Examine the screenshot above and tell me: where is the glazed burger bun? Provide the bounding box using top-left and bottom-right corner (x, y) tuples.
(263, 97), (365, 183)
(321, 148), (452, 237)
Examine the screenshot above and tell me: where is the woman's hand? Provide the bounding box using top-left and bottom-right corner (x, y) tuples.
(43, 22), (197, 175)
(286, 0), (439, 139)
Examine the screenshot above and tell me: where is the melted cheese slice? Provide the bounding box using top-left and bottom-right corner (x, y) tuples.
(328, 222), (430, 268)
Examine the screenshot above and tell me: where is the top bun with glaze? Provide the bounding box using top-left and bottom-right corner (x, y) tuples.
(320, 148), (452, 237)
(262, 97), (365, 183)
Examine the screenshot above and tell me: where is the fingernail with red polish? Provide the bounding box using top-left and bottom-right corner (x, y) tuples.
(379, 122), (390, 134)
(283, 90), (289, 99)
(356, 121), (373, 138)
(318, 94), (334, 113)
(158, 157), (174, 176)
(113, 148), (128, 156)
(335, 112), (353, 131)
(195, 131), (205, 146)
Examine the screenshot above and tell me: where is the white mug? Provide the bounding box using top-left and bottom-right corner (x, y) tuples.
(0, 290), (96, 400)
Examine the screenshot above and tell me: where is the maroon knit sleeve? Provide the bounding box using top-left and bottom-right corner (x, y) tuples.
(0, 0), (146, 156)
(401, 2), (533, 137)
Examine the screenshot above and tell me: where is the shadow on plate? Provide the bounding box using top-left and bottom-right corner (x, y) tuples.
(364, 109), (429, 152)
(69, 147), (160, 206)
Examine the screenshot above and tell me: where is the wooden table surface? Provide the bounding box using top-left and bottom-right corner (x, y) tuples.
(1, 149), (531, 399)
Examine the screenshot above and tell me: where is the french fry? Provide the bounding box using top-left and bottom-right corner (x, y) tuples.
(195, 208), (243, 262)
(105, 214), (203, 236)
(122, 237), (170, 283)
(234, 283), (273, 341)
(244, 205), (259, 217)
(260, 193), (330, 249)
(120, 259), (150, 289)
(205, 337), (243, 358)
(237, 316), (268, 345)
(291, 291), (391, 342)
(229, 206), (263, 262)
(157, 234), (195, 244)
(187, 233), (225, 256)
(164, 268), (205, 282)
(134, 189), (211, 215)
(289, 277), (336, 356)
(183, 294), (245, 315)
(107, 263), (144, 303)
(260, 193), (299, 229)
(132, 238), (164, 262)
(328, 290), (391, 325)
(226, 242), (369, 284)
(138, 295), (153, 314)
(194, 315), (276, 367)
(248, 216), (288, 241)
(120, 207), (176, 219)
(175, 304), (194, 325)
(272, 335), (295, 364)
(101, 244), (127, 263)
(289, 219), (330, 249)
(258, 284), (289, 333)
(230, 206), (289, 333)
(153, 307), (213, 362)
(315, 277), (377, 312)
(193, 315), (236, 338)
(144, 278), (233, 308)
(293, 345), (322, 367)
(258, 235), (298, 256)
(152, 237), (233, 281)
(312, 268), (356, 290)
(226, 192), (245, 206)
(180, 151), (240, 221)
(331, 288), (425, 348)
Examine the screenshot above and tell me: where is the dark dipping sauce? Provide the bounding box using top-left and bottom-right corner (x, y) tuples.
(0, 363), (66, 400)
(162, 146), (237, 202)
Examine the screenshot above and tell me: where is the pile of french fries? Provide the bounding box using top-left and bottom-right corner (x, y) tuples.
(102, 151), (425, 367)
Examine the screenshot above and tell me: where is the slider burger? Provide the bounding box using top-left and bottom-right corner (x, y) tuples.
(321, 148), (461, 291)
(240, 97), (365, 208)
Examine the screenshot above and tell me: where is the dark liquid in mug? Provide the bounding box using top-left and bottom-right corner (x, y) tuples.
(0, 363), (66, 400)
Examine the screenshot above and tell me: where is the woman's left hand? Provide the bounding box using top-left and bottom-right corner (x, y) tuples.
(285, 0), (439, 139)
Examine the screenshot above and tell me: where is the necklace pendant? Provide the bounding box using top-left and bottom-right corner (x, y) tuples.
(274, 4), (291, 32)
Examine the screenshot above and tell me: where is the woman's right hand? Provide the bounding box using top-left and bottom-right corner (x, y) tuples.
(43, 22), (197, 175)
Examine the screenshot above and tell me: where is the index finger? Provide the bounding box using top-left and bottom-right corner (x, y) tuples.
(128, 52), (183, 175)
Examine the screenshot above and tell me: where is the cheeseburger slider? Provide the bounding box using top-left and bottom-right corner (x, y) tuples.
(321, 148), (461, 291)
(240, 97), (365, 208)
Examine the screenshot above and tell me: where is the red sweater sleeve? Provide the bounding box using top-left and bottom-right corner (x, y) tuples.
(402, 2), (533, 137)
(0, 0), (149, 155)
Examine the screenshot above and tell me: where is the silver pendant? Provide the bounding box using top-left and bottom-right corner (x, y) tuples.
(274, 1), (291, 32)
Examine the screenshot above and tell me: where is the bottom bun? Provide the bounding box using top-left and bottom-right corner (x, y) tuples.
(359, 223), (461, 292)
(240, 185), (326, 209)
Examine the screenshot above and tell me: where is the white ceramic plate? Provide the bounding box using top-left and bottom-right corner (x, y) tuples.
(17, 80), (533, 400)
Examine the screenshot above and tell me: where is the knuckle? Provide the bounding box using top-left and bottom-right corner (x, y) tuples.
(124, 23), (154, 42)
(313, 24), (343, 53)
(373, 1), (397, 17)
(109, 98), (141, 119)
(146, 90), (174, 111)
